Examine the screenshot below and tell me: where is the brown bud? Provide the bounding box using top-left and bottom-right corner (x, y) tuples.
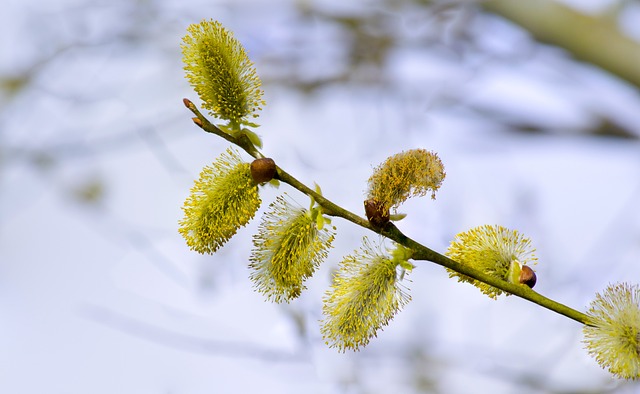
(519, 265), (537, 288)
(183, 98), (193, 108)
(250, 158), (276, 184)
(192, 117), (203, 127)
(364, 199), (390, 228)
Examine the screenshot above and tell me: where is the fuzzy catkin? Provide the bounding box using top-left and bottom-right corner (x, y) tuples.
(250, 195), (335, 303)
(179, 148), (261, 254)
(181, 20), (264, 126)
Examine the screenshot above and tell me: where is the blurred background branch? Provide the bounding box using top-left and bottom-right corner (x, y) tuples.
(483, 0), (640, 90)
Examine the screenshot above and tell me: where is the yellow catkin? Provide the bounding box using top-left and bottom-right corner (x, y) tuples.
(445, 225), (537, 299)
(321, 238), (410, 352)
(249, 195), (336, 303)
(181, 20), (265, 126)
(367, 149), (445, 212)
(583, 283), (640, 380)
(179, 148), (261, 254)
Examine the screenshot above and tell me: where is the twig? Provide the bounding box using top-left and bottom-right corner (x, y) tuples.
(184, 98), (590, 326)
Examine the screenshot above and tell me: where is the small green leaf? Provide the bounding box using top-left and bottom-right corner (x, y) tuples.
(308, 194), (316, 211)
(316, 211), (325, 230)
(218, 123), (229, 133)
(242, 128), (263, 149)
(399, 260), (415, 271)
(219, 121), (245, 137)
(391, 243), (413, 264)
(243, 121), (261, 128)
(507, 260), (522, 285)
(389, 213), (407, 221)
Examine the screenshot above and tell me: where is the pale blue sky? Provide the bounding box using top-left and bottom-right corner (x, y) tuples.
(2, 1), (640, 393)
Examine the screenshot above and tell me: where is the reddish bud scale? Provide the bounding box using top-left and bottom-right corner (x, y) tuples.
(519, 265), (537, 288)
(364, 199), (390, 228)
(250, 158), (276, 184)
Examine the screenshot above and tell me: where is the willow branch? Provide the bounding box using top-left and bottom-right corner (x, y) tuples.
(275, 167), (373, 229)
(184, 98), (590, 326)
(406, 234), (590, 324)
(183, 98), (262, 158)
(278, 150), (589, 324)
(285, 167), (588, 324)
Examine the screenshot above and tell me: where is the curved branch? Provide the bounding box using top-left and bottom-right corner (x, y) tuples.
(184, 99), (591, 326)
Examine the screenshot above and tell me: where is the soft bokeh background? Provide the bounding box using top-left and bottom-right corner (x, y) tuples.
(2, 0), (640, 393)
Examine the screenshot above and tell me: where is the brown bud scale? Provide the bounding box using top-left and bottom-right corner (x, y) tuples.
(250, 158), (276, 184)
(364, 199), (390, 228)
(519, 265), (537, 288)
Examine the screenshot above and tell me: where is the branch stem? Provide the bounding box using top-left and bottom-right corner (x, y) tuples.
(278, 155), (590, 325)
(184, 98), (590, 326)
(184, 98), (262, 158)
